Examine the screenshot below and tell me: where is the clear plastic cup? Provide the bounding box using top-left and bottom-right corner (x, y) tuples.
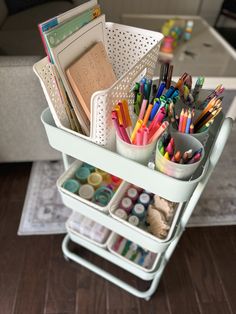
(155, 133), (204, 180)
(116, 135), (157, 165)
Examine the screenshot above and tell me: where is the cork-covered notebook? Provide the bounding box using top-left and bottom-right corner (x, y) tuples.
(66, 41), (117, 120)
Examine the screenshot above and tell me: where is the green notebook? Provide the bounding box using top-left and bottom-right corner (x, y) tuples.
(45, 4), (101, 48)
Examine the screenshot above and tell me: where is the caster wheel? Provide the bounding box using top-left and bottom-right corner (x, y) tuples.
(145, 297), (151, 301)
(63, 254), (70, 261)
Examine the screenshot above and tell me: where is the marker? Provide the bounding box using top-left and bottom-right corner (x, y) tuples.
(136, 128), (143, 146)
(148, 107), (166, 131)
(174, 151), (181, 163)
(155, 82), (166, 98)
(192, 76), (204, 102)
(149, 99), (161, 121)
(165, 140), (174, 156)
(118, 102), (127, 128)
(160, 145), (165, 156)
(143, 104), (153, 125)
(138, 99), (148, 120)
(164, 151), (170, 160)
(165, 86), (175, 98)
(119, 124), (131, 144)
(112, 111), (123, 140)
(142, 127), (149, 145)
(122, 99), (132, 127)
(131, 119), (143, 143)
(148, 121), (169, 144)
(187, 153), (202, 164)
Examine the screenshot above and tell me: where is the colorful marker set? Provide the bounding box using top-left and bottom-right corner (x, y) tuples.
(62, 163), (122, 206)
(114, 185), (154, 227)
(111, 235), (157, 270)
(112, 97), (169, 146)
(158, 134), (203, 164)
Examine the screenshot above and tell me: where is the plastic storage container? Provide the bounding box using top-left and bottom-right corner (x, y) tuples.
(57, 160), (124, 213)
(34, 22), (163, 149)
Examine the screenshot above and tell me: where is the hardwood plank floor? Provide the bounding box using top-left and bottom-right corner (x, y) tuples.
(0, 162), (235, 314)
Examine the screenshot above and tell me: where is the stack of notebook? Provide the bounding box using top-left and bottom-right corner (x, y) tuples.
(38, 0), (116, 136)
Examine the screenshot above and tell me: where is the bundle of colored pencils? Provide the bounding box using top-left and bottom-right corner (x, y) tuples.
(194, 97), (222, 133)
(177, 108), (194, 134)
(158, 134), (203, 164)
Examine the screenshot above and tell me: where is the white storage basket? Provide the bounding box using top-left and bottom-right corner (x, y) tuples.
(109, 182), (183, 243)
(57, 159), (125, 213)
(66, 212), (112, 248)
(34, 22), (163, 149)
(107, 233), (161, 273)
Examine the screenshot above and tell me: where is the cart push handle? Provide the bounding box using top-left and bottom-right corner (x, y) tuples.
(210, 96), (236, 167)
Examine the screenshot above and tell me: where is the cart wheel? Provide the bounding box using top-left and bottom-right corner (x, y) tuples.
(63, 254), (70, 262)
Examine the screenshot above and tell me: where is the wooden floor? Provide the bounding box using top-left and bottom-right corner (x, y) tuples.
(0, 162), (236, 314)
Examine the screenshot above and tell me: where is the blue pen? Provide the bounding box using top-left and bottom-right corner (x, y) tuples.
(171, 89), (179, 99)
(149, 99), (161, 120)
(165, 86), (175, 98)
(155, 82), (166, 98)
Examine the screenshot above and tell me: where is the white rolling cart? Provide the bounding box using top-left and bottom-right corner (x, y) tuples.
(39, 102), (236, 300)
(34, 4), (236, 299)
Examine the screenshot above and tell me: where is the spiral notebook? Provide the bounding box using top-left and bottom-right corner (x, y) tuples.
(66, 41), (117, 120)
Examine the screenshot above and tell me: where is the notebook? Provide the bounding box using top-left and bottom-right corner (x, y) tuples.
(50, 15), (106, 135)
(66, 41), (117, 120)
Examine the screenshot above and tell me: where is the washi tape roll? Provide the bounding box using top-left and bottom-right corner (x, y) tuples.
(87, 172), (103, 189)
(79, 184), (94, 200)
(126, 187), (139, 202)
(120, 197), (133, 213)
(115, 208), (128, 220)
(138, 193), (151, 207)
(128, 215), (140, 226)
(75, 166), (90, 183)
(93, 186), (114, 206)
(63, 179), (80, 193)
(132, 203), (146, 220)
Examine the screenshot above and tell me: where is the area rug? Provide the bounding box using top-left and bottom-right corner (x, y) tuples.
(18, 135), (236, 235)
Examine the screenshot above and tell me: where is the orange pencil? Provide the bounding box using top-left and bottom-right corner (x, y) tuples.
(143, 104), (153, 126)
(194, 96), (217, 125)
(181, 110), (188, 133)
(196, 107), (222, 130)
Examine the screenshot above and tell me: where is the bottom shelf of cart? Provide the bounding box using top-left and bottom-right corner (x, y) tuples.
(66, 230), (163, 281)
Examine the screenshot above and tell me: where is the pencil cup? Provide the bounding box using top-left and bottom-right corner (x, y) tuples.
(172, 108), (209, 145)
(116, 135), (156, 165)
(155, 133), (204, 180)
